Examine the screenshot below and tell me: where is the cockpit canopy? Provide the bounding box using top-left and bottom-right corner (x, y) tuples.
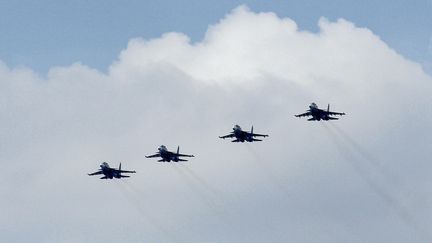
(234, 125), (241, 130)
(101, 162), (109, 167)
(310, 103), (318, 109)
(159, 145), (167, 151)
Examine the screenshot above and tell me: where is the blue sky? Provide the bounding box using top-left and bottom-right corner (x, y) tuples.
(0, 0), (431, 73)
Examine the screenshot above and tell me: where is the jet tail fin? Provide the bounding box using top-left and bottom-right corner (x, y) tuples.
(327, 104), (330, 112)
(177, 146), (180, 155)
(251, 126), (254, 134)
(119, 163), (122, 171)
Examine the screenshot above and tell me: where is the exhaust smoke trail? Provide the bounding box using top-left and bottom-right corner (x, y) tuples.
(244, 143), (291, 199)
(327, 122), (400, 184)
(320, 122), (431, 241)
(179, 164), (222, 197)
(114, 180), (180, 243)
(169, 163), (225, 219)
(169, 164), (259, 243)
(243, 143), (337, 241)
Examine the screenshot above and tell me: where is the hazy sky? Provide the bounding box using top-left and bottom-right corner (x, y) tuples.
(1, 3), (432, 243)
(0, 0), (431, 73)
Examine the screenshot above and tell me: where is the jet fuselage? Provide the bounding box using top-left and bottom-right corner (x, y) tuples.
(158, 145), (180, 162)
(100, 162), (120, 179)
(232, 125), (253, 142)
(308, 103), (334, 121)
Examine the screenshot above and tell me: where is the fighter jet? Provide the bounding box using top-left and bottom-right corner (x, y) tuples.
(145, 145), (194, 162)
(88, 162), (136, 179)
(219, 125), (269, 142)
(295, 103), (346, 121)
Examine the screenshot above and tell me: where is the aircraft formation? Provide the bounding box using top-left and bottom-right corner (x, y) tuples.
(88, 102), (346, 179)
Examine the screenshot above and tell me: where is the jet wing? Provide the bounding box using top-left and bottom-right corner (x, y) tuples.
(119, 170), (136, 174)
(219, 133), (235, 139)
(145, 153), (160, 158)
(251, 133), (268, 137)
(326, 111), (345, 116)
(295, 111), (311, 117)
(177, 153), (194, 157)
(88, 171), (103, 176)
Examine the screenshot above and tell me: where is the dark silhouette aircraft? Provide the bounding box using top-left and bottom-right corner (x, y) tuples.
(295, 103), (346, 121)
(88, 162), (136, 179)
(146, 145), (194, 162)
(219, 125), (269, 142)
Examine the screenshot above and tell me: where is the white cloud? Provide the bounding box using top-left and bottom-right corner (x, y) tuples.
(1, 5), (432, 243)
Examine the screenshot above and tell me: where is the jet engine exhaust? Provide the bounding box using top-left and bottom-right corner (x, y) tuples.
(169, 163), (225, 220)
(320, 122), (431, 241)
(327, 122), (400, 184)
(113, 180), (180, 243)
(243, 143), (291, 199)
(179, 165), (222, 197)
